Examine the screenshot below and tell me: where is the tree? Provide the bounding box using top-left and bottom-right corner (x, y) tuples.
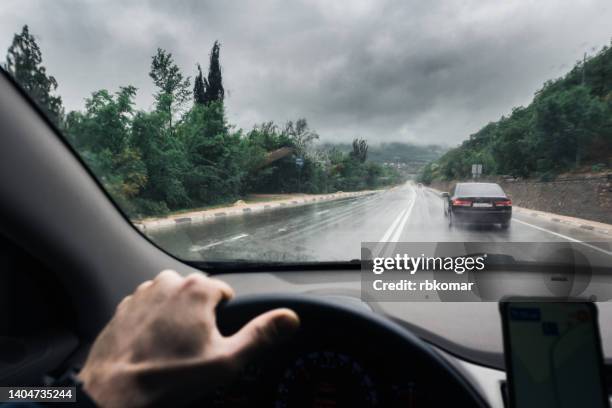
(282, 118), (319, 156)
(66, 86), (136, 154)
(149, 48), (191, 128)
(193, 64), (207, 105)
(203, 41), (224, 104)
(4, 25), (63, 125)
(63, 86), (147, 216)
(350, 138), (368, 162)
(178, 102), (243, 204)
(132, 110), (191, 210)
(534, 86), (607, 170)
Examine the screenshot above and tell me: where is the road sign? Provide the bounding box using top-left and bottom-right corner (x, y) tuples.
(295, 157), (304, 167)
(471, 164), (482, 178)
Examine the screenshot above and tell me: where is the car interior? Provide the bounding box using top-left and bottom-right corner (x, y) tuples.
(1, 48), (611, 407)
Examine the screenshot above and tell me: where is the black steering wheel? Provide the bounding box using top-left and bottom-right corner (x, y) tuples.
(213, 294), (488, 407)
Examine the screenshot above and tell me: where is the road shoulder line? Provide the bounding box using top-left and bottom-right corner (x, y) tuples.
(136, 190), (382, 232)
(513, 218), (612, 257)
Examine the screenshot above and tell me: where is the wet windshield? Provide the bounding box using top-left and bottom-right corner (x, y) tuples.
(1, 1), (611, 265)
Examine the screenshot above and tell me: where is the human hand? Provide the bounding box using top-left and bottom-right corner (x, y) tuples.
(78, 270), (299, 407)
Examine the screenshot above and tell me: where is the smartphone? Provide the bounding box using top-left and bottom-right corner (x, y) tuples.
(500, 301), (609, 408)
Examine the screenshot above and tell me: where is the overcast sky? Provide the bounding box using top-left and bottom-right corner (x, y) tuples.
(1, 0), (611, 146)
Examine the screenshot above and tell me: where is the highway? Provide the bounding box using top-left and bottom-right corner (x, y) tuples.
(148, 183), (612, 265)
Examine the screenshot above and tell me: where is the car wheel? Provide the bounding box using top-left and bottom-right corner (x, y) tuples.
(448, 212), (453, 228)
(500, 221), (510, 229)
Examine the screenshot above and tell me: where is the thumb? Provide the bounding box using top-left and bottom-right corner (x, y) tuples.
(228, 308), (300, 365)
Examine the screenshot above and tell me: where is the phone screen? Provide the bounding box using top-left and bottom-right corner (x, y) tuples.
(502, 302), (608, 408)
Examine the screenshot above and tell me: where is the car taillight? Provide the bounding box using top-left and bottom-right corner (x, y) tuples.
(452, 199), (472, 207)
(495, 200), (512, 207)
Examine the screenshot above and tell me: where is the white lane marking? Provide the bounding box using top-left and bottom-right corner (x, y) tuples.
(379, 209), (407, 242)
(190, 233), (249, 252)
(316, 210), (329, 215)
(513, 219), (612, 257)
(390, 188), (417, 242)
(377, 184), (417, 243)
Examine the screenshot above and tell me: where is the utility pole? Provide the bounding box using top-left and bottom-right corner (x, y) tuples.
(295, 156), (304, 193)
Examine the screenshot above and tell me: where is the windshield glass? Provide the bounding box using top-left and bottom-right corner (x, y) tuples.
(455, 183), (505, 197)
(2, 2), (611, 265)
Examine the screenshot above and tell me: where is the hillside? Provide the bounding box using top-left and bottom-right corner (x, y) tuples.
(420, 41), (612, 183)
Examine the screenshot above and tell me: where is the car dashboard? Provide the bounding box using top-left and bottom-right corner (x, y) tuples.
(213, 270), (612, 408)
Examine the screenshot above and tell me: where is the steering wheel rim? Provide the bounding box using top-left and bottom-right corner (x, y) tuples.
(217, 293), (488, 407)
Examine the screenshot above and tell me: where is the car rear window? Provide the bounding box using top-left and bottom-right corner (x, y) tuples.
(455, 183), (505, 197)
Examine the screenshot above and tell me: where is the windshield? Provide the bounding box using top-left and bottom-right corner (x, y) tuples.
(455, 183), (505, 197)
(2, 2), (611, 266)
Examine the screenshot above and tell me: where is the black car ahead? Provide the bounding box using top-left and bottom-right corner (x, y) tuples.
(442, 182), (512, 228)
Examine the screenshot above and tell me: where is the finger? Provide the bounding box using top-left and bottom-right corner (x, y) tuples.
(154, 269), (183, 290)
(227, 308), (299, 365)
(206, 278), (235, 304)
(135, 280), (153, 293)
(116, 294), (132, 312)
(179, 274), (235, 304)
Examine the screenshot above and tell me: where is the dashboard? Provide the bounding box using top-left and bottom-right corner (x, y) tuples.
(216, 270), (612, 368)
(206, 345), (512, 407)
(213, 271), (612, 407)
(210, 347), (422, 407)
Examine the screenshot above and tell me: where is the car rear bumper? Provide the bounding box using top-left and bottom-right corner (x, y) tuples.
(452, 208), (512, 224)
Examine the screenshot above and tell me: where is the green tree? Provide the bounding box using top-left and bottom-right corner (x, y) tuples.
(534, 86), (607, 171)
(149, 48), (191, 128)
(64, 86), (147, 215)
(132, 110), (190, 210)
(178, 102), (244, 204)
(203, 41), (224, 104)
(4, 25), (63, 125)
(193, 63), (207, 105)
(67, 86), (137, 154)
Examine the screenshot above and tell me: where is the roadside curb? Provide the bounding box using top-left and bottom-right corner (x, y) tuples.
(134, 190), (380, 233)
(512, 207), (612, 237)
(424, 186), (612, 237)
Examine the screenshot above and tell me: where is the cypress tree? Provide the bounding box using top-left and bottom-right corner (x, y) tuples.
(193, 64), (207, 105)
(203, 41), (224, 104)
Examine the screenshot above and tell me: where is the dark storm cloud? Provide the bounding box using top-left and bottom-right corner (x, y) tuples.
(1, 0), (611, 145)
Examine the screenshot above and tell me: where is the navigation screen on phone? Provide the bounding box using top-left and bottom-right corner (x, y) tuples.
(503, 302), (608, 408)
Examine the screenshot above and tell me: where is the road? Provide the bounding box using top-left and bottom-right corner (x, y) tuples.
(148, 183), (612, 264)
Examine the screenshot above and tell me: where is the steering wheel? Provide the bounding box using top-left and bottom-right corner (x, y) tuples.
(214, 294), (488, 407)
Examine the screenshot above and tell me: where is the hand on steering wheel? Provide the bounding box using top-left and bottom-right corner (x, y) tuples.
(78, 270), (300, 408)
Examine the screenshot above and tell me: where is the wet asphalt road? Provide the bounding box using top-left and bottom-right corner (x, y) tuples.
(148, 182), (612, 264)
